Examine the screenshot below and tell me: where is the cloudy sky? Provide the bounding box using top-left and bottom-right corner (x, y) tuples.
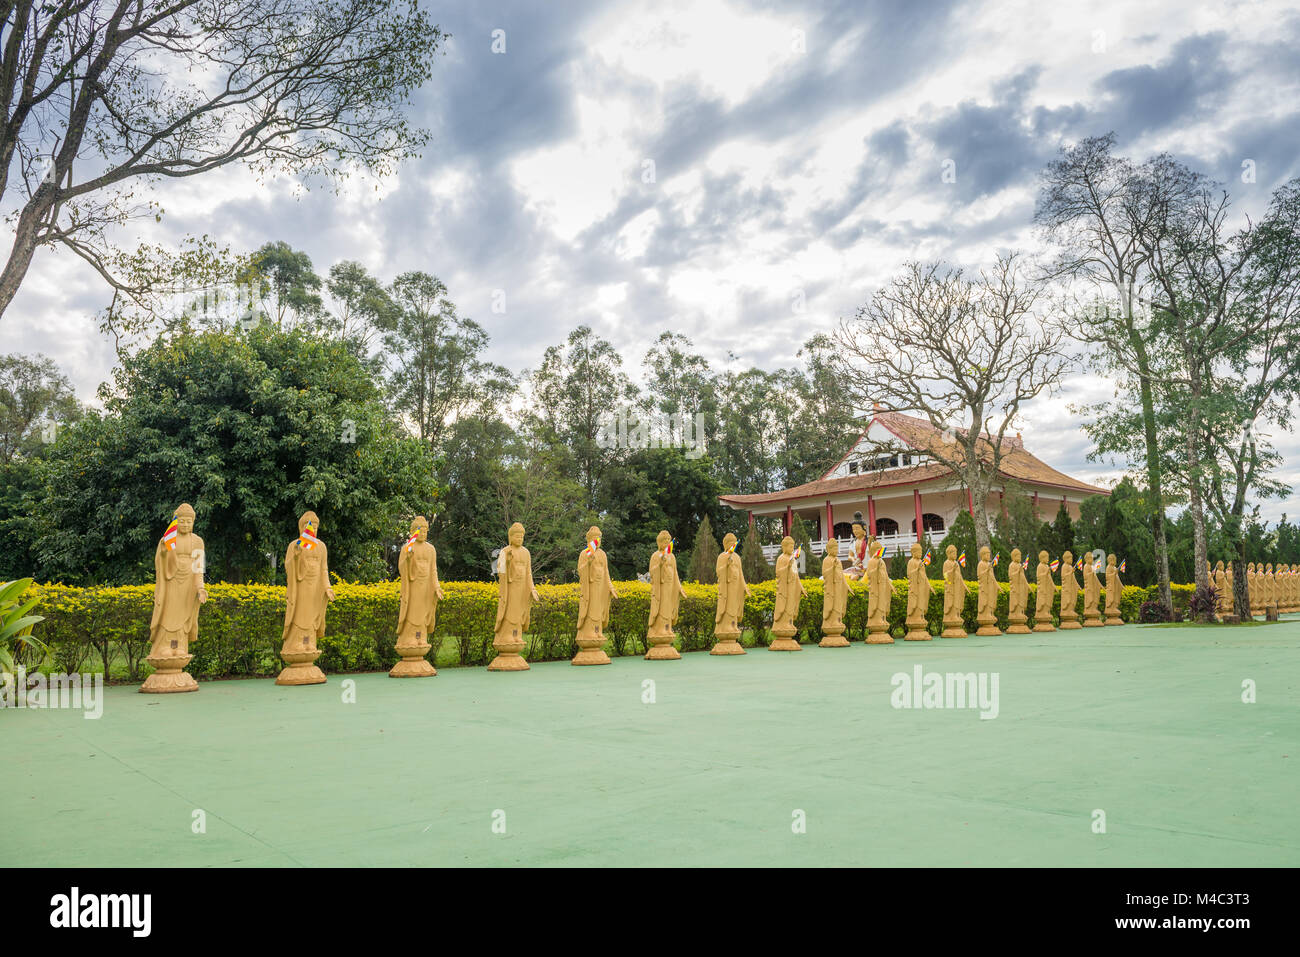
(8, 0), (1300, 518)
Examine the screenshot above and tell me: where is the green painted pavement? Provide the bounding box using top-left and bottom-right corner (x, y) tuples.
(4, 620), (1299, 867)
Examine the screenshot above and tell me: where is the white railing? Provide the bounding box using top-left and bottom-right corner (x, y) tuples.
(760, 532), (923, 566)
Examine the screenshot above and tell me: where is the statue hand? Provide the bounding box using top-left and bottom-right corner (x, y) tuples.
(436, 586), (445, 600)
(531, 588), (540, 602)
(197, 588), (209, 605)
(325, 587), (336, 602)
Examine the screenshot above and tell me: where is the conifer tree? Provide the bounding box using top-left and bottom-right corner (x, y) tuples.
(687, 514), (721, 583)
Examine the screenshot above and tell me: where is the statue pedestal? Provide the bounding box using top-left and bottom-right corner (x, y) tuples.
(1058, 608), (1081, 629)
(1104, 614), (1125, 626)
(1005, 611), (1030, 634)
(390, 638), (436, 677)
(276, 646), (325, 685)
(711, 620), (746, 655)
(819, 620), (849, 647)
(941, 616), (966, 638)
(488, 628), (530, 671)
(139, 653), (198, 693)
(645, 626), (681, 660)
(904, 616), (931, 641)
(572, 626), (611, 665)
(769, 620), (801, 651)
(975, 614), (1001, 637)
(1032, 617), (1056, 632)
(866, 619), (893, 643)
(1082, 609), (1104, 627)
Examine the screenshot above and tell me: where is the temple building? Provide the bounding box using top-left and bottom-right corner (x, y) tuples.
(719, 411), (1110, 562)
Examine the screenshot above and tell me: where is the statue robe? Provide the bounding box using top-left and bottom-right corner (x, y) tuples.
(1105, 563), (1122, 617)
(398, 540), (440, 642)
(943, 558), (964, 620)
(495, 544), (535, 639)
(1008, 561), (1027, 618)
(149, 532), (204, 658)
(977, 559), (996, 618)
(577, 546), (614, 635)
(906, 557), (931, 621)
(773, 551), (803, 628)
(822, 555), (848, 626)
(648, 549), (683, 632)
(284, 537), (330, 647)
(1034, 561), (1053, 623)
(867, 554), (894, 623)
(1083, 561), (1100, 616)
(715, 551), (747, 626)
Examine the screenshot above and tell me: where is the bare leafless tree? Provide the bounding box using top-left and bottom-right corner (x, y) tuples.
(832, 253), (1071, 552)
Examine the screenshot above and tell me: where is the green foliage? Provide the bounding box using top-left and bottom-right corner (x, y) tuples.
(24, 326), (439, 584)
(383, 271), (512, 449)
(687, 515), (721, 584)
(26, 576), (1168, 681)
(741, 523), (772, 582)
(0, 578), (45, 675)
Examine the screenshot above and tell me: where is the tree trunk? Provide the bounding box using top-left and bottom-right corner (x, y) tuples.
(1130, 332), (1173, 612)
(1231, 553), (1251, 621)
(1183, 353), (1210, 591)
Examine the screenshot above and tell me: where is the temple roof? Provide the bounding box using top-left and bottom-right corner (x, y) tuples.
(719, 411), (1110, 507)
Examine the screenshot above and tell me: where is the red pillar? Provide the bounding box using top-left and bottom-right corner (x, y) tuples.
(967, 488), (974, 516)
(867, 495), (876, 535)
(784, 505), (792, 535)
(826, 500), (834, 542)
(1032, 490), (1039, 517)
(748, 510), (755, 529)
(914, 489), (923, 542)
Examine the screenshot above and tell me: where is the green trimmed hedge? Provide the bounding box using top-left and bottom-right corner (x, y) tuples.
(25, 577), (1165, 682)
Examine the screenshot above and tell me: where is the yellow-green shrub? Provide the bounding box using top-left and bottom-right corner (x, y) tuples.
(26, 576), (1166, 681)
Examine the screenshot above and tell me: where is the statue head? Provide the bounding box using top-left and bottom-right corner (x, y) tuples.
(851, 512), (865, 539)
(298, 510), (319, 534)
(781, 535), (794, 554)
(946, 544), (957, 559)
(586, 526), (601, 548)
(410, 515), (429, 542)
(979, 545), (990, 561)
(1011, 547), (1022, 563)
(175, 502), (196, 534)
(656, 530), (672, 550)
(1039, 550), (1048, 563)
(1266, 562), (1274, 573)
(826, 538), (839, 558)
(1063, 549), (1073, 564)
(1215, 559), (1224, 572)
(912, 542), (922, 559)
(722, 532), (738, 552)
(508, 522), (525, 547)
(1107, 553), (1116, 566)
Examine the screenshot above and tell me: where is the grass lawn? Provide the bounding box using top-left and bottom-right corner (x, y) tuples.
(5, 618), (1299, 867)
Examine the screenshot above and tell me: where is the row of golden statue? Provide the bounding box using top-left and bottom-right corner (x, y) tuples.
(1230, 560), (1300, 619)
(141, 506), (1195, 693)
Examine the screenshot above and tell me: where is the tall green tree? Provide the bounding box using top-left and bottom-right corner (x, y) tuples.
(383, 272), (511, 451)
(1036, 134), (1202, 612)
(740, 523), (772, 583)
(686, 515), (721, 584)
(25, 326), (438, 584)
(525, 325), (638, 507)
(0, 353), (81, 463)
